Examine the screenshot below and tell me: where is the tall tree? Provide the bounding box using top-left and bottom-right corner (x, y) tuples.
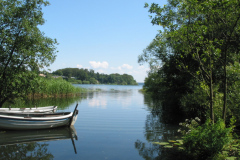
(141, 0), (240, 123)
(0, 0), (58, 107)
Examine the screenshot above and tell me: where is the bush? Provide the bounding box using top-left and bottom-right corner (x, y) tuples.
(67, 78), (82, 84)
(29, 77), (87, 97)
(182, 119), (233, 160)
(82, 81), (90, 84)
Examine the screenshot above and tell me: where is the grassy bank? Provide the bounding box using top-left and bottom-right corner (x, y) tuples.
(28, 77), (87, 98)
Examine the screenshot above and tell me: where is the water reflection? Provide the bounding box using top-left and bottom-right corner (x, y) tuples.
(0, 127), (78, 159)
(0, 143), (53, 160)
(135, 94), (183, 160)
(88, 98), (107, 109)
(85, 87), (140, 109)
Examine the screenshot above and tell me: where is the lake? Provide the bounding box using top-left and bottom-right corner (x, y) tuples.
(0, 84), (180, 160)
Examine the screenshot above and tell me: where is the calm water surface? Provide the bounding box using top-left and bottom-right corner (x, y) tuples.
(0, 84), (180, 160)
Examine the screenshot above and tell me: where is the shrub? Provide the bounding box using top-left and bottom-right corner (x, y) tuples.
(82, 81), (90, 84)
(29, 77), (86, 97)
(182, 118), (233, 160)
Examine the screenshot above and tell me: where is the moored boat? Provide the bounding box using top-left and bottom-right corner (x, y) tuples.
(0, 106), (58, 113)
(0, 105), (78, 130)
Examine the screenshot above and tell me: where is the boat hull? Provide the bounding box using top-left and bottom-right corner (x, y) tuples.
(0, 117), (70, 130)
(0, 111), (78, 130)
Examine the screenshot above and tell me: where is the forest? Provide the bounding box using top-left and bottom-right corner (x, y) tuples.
(52, 68), (138, 85)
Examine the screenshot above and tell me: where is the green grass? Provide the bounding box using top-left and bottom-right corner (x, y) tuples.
(29, 77), (87, 98)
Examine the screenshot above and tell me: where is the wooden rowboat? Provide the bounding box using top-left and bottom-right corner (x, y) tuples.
(0, 106), (58, 113)
(0, 105), (78, 130)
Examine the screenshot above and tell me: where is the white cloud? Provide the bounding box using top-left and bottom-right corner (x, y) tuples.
(89, 61), (109, 69)
(77, 64), (83, 68)
(121, 64), (133, 70)
(110, 64), (133, 71)
(76, 64), (89, 70)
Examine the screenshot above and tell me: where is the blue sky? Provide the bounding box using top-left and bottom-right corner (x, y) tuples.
(40, 0), (167, 82)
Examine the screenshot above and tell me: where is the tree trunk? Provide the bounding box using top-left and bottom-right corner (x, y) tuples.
(0, 97), (8, 108)
(209, 53), (214, 123)
(222, 50), (227, 123)
(210, 74), (214, 124)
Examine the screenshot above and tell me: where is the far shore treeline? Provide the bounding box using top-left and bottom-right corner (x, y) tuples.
(52, 68), (138, 85)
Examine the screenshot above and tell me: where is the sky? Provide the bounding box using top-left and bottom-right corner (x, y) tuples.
(40, 0), (167, 82)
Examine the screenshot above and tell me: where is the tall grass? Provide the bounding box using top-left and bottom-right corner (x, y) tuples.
(29, 77), (87, 98)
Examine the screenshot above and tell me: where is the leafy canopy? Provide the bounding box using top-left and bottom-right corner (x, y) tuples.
(0, 0), (58, 107)
(139, 0), (240, 123)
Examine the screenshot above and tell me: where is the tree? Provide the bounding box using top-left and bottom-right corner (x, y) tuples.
(141, 0), (240, 123)
(89, 77), (98, 84)
(0, 0), (58, 107)
(53, 68), (138, 85)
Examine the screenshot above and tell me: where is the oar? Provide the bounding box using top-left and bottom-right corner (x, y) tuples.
(69, 104), (78, 127)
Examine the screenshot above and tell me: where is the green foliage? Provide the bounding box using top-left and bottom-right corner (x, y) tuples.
(148, 117), (238, 159)
(139, 0), (240, 124)
(180, 82), (209, 121)
(0, 0), (58, 107)
(3, 95), (87, 110)
(142, 71), (163, 95)
(178, 117), (201, 135)
(52, 68), (138, 85)
(67, 78), (82, 84)
(142, 55), (194, 124)
(82, 80), (90, 84)
(28, 77), (86, 98)
(89, 77), (98, 84)
(182, 119), (234, 160)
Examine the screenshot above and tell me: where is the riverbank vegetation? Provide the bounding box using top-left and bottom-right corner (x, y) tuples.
(141, 0), (240, 125)
(0, 0), (58, 107)
(1, 75), (87, 107)
(28, 77), (87, 99)
(2, 94), (87, 110)
(52, 68), (138, 85)
(0, 0), (88, 107)
(140, 0), (240, 159)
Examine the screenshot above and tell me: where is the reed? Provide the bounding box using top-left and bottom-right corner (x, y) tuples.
(29, 77), (87, 98)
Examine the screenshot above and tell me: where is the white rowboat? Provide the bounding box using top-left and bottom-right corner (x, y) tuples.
(0, 106), (78, 130)
(0, 106), (58, 113)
